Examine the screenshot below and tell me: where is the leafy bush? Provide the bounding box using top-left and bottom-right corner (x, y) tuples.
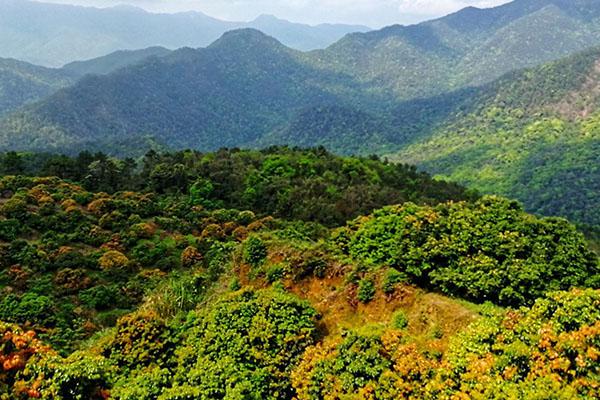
(163, 289), (318, 399)
(98, 250), (129, 271)
(243, 236), (267, 268)
(347, 197), (599, 305)
(357, 278), (376, 303)
(79, 285), (123, 310)
(392, 310), (409, 330)
(21, 352), (110, 400)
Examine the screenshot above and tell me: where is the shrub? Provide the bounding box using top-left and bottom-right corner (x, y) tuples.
(167, 289), (318, 399)
(0, 219), (22, 241)
(358, 279), (376, 303)
(382, 268), (408, 294)
(266, 264), (285, 283)
(0, 293), (55, 326)
(102, 311), (174, 370)
(180, 246), (203, 268)
(347, 197), (599, 306)
(243, 236), (267, 268)
(392, 310), (409, 330)
(79, 285), (123, 310)
(1, 196), (28, 220)
(98, 250), (129, 270)
(20, 352), (110, 400)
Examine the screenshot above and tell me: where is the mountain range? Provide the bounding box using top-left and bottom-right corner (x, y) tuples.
(0, 0), (599, 229)
(0, 0), (369, 67)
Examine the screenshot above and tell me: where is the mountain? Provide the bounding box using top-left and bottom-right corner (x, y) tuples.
(0, 47), (175, 116)
(0, 0), (369, 67)
(9, 0), (600, 155)
(0, 29), (377, 155)
(0, 58), (75, 117)
(2, 0), (600, 229)
(314, 0), (600, 99)
(62, 46), (172, 76)
(390, 47), (600, 229)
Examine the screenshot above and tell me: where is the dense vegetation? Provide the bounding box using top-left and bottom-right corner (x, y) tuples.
(0, 148), (472, 226)
(341, 197), (598, 305)
(0, 59), (75, 117)
(0, 1), (599, 397)
(2, 1), (600, 236)
(0, 148), (597, 399)
(394, 47), (600, 229)
(5, 0), (600, 154)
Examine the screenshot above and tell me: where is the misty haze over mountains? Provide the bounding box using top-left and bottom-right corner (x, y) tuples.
(0, 0), (370, 67)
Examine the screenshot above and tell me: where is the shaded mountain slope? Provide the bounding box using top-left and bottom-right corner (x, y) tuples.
(391, 47), (600, 228)
(0, 30), (375, 155)
(62, 46), (172, 76)
(0, 58), (75, 116)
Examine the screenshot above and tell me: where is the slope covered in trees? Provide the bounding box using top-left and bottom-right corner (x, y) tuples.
(392, 47), (600, 229)
(0, 147), (473, 226)
(61, 47), (172, 77)
(5, 1), (600, 156)
(313, 0), (600, 100)
(0, 58), (75, 117)
(0, 29), (381, 156)
(0, 1), (599, 238)
(0, 47), (179, 117)
(0, 147), (597, 399)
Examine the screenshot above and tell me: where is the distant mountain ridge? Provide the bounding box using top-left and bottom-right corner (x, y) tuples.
(314, 0), (600, 99)
(0, 0), (369, 67)
(0, 58), (76, 117)
(62, 47), (172, 76)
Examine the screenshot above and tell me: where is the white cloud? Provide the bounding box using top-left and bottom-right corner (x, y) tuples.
(38, 0), (513, 27)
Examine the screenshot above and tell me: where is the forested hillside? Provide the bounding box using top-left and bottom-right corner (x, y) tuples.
(0, 29), (378, 156)
(6, 0), (600, 156)
(314, 0), (600, 99)
(0, 48), (178, 117)
(0, 148), (597, 399)
(393, 47), (600, 229)
(0, 1), (598, 253)
(62, 47), (172, 77)
(0, 59), (75, 117)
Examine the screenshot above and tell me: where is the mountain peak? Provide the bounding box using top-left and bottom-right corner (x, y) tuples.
(209, 28), (285, 51)
(253, 14), (283, 23)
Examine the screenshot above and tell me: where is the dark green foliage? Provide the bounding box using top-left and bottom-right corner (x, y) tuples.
(392, 310), (408, 330)
(0, 57), (74, 116)
(243, 236), (268, 268)
(5, 0), (600, 156)
(0, 147), (472, 227)
(346, 196), (599, 305)
(357, 279), (376, 303)
(79, 285), (124, 310)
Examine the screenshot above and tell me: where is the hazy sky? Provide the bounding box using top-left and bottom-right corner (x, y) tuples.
(40, 0), (513, 27)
